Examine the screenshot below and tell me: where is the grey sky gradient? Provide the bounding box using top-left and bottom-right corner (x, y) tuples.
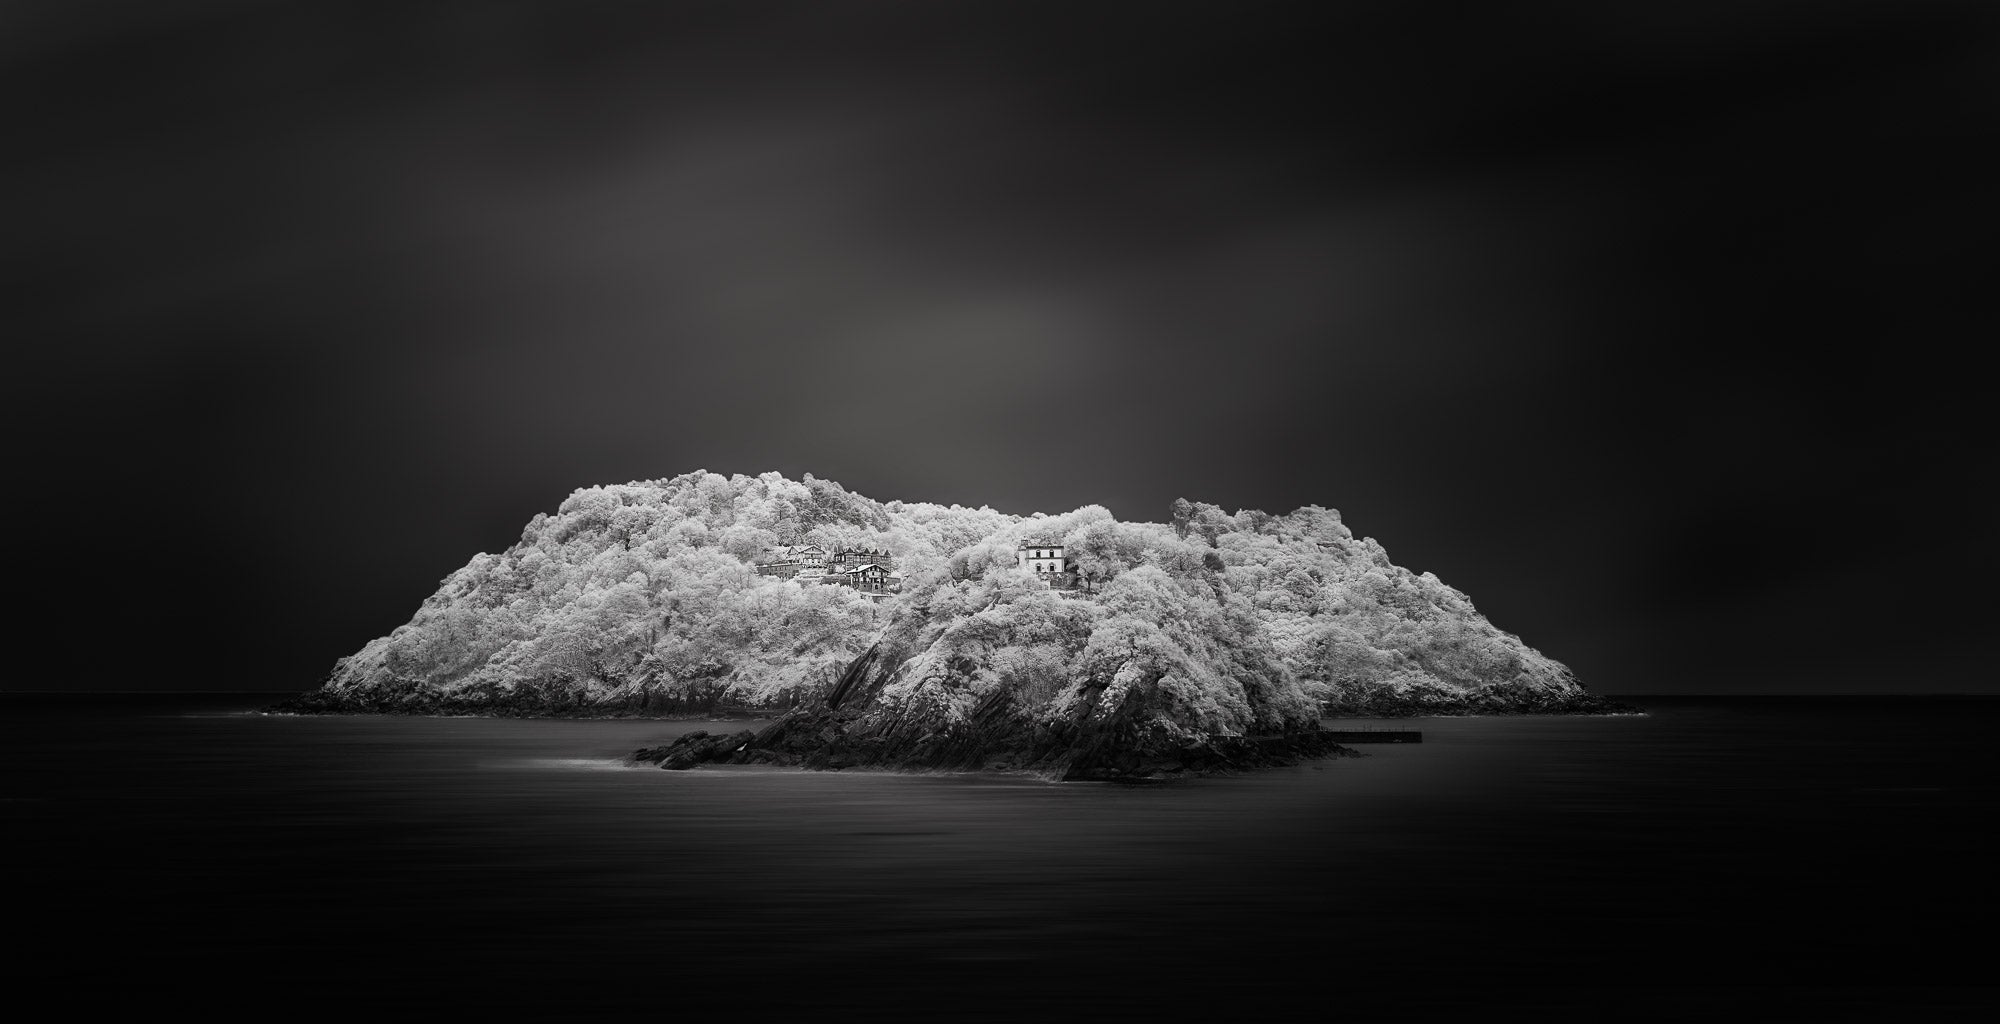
(7, 1), (1994, 692)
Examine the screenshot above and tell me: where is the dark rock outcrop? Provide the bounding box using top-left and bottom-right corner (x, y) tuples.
(633, 729), (760, 770)
(1320, 690), (1644, 717)
(631, 643), (1360, 781)
(632, 710), (1357, 780)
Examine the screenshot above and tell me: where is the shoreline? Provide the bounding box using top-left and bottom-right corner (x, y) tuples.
(265, 691), (1644, 721)
(263, 688), (1641, 781)
(627, 717), (1366, 782)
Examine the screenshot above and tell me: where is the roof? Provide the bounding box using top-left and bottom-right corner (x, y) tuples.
(1016, 540), (1063, 549)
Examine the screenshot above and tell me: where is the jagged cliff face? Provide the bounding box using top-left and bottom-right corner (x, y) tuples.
(289, 471), (1599, 720)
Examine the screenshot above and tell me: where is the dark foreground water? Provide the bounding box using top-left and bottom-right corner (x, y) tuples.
(4, 695), (1995, 1019)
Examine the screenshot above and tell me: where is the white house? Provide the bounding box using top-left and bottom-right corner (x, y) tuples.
(1017, 540), (1065, 577)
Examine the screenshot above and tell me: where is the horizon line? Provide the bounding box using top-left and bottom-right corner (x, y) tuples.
(6, 690), (1997, 699)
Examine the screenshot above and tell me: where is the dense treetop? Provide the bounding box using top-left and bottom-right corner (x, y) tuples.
(313, 471), (1590, 719)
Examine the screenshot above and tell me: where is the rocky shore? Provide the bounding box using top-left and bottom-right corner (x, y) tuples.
(630, 711), (1359, 781)
(1320, 691), (1645, 717)
(266, 686), (1640, 723)
(265, 685), (791, 718)
(622, 640), (1361, 781)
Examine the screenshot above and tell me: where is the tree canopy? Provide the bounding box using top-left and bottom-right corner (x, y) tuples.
(305, 471), (1595, 719)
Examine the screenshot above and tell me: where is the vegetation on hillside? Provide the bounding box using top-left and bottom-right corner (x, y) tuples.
(285, 471), (1606, 726)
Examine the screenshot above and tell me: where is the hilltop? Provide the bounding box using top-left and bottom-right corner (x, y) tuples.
(277, 471), (1621, 773)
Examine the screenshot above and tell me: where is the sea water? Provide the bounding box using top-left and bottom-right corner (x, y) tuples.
(4, 694), (1993, 1017)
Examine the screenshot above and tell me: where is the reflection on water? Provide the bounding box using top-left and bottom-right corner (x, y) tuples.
(4, 695), (1995, 1016)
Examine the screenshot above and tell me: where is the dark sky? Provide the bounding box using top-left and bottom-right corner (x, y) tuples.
(7, 1), (1993, 694)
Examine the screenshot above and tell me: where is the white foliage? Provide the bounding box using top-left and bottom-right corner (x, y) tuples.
(324, 472), (1583, 718)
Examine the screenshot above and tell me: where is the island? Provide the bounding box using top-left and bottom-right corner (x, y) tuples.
(275, 471), (1630, 778)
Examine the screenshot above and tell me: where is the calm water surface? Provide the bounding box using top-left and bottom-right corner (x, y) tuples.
(4, 695), (1994, 1018)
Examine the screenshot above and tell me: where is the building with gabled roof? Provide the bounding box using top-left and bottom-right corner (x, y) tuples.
(758, 544), (829, 571)
(831, 546), (894, 573)
(825, 563), (894, 593)
(1017, 540), (1065, 577)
